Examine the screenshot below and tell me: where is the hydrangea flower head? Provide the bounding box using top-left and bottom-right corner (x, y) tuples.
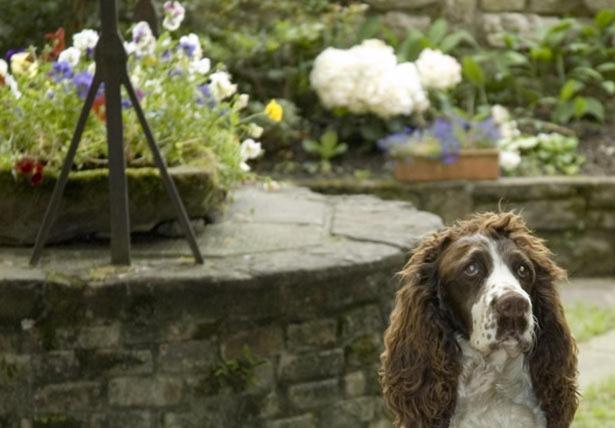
(163, 1), (186, 32)
(415, 48), (462, 91)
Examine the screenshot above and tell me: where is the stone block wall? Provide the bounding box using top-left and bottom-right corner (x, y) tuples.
(303, 176), (615, 276)
(0, 264), (403, 427)
(365, 0), (615, 45)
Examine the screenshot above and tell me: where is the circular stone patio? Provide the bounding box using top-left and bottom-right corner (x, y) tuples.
(0, 185), (441, 427)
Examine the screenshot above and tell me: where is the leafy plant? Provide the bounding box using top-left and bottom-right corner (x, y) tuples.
(207, 347), (265, 394)
(302, 129), (348, 172)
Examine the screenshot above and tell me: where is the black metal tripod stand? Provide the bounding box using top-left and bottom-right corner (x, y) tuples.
(30, 0), (204, 266)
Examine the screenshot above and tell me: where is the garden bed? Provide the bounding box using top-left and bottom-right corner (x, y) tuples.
(0, 165), (225, 246)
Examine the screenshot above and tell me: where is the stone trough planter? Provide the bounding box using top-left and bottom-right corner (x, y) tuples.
(0, 165), (226, 246)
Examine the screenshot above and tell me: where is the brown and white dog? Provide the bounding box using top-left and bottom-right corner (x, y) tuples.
(380, 212), (578, 428)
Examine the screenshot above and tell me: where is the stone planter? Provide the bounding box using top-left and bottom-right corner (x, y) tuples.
(393, 149), (500, 182)
(0, 165), (226, 245)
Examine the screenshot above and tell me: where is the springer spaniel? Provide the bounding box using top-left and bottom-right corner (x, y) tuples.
(380, 212), (578, 428)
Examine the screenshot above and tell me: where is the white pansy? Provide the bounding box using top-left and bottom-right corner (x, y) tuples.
(0, 59), (7, 77)
(415, 48), (462, 90)
(179, 33), (202, 59)
(240, 161), (251, 172)
(58, 47), (81, 67)
(5, 75), (22, 99)
(240, 139), (264, 161)
(491, 105), (510, 125)
(163, 1), (186, 31)
(131, 22), (156, 56)
(235, 94), (249, 110)
(10, 52), (38, 77)
(500, 150), (522, 171)
(209, 71), (237, 100)
(310, 39), (430, 119)
(73, 29), (99, 52)
(189, 58), (211, 75)
(248, 123), (264, 138)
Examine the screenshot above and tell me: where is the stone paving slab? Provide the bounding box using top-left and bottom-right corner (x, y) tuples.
(559, 277), (615, 308)
(0, 185), (442, 284)
(578, 329), (615, 390)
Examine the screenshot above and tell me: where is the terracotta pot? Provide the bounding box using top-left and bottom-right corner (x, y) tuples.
(393, 149), (500, 182)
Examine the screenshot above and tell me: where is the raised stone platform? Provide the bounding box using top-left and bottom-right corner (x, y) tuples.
(0, 186), (441, 427)
(298, 176), (615, 276)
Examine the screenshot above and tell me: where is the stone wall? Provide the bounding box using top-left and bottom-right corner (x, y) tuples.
(0, 187), (442, 427)
(366, 0), (615, 45)
(302, 176), (615, 276)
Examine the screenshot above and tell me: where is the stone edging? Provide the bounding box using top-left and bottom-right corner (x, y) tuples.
(297, 176), (615, 276)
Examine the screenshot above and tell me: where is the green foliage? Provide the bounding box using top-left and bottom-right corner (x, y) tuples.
(207, 347), (265, 394)
(501, 133), (584, 176)
(565, 303), (615, 343)
(302, 129), (348, 172)
(0, 26), (263, 189)
(452, 10), (615, 125)
(573, 376), (615, 427)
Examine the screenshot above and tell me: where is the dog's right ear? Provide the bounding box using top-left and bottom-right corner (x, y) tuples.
(380, 231), (460, 428)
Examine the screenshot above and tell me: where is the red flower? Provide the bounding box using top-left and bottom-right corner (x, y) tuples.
(15, 157), (35, 175)
(45, 28), (66, 61)
(92, 95), (107, 121)
(30, 164), (45, 187)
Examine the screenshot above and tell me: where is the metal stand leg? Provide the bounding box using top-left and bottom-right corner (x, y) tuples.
(30, 77), (102, 266)
(123, 74), (204, 264)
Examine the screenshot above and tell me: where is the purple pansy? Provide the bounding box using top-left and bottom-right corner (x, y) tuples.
(50, 61), (74, 82)
(196, 84), (216, 108)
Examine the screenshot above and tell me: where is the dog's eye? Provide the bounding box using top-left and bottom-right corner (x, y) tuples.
(464, 262), (480, 277)
(516, 263), (529, 279)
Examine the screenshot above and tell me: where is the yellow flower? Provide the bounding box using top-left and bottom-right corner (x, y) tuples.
(265, 99), (283, 122)
(11, 52), (38, 77)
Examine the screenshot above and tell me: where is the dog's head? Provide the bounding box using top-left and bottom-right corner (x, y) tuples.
(380, 212), (578, 428)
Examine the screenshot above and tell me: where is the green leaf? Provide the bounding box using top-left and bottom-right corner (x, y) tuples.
(428, 19), (449, 45)
(530, 46), (553, 62)
(571, 66), (603, 82)
(357, 16), (382, 41)
(302, 139), (320, 154)
(573, 96), (588, 118)
(462, 56), (485, 87)
(502, 51), (529, 66)
(597, 62), (615, 73)
(552, 102), (575, 124)
(320, 130), (338, 149)
(439, 30), (477, 53)
(560, 79), (584, 101)
(397, 31), (424, 62)
(582, 97), (605, 121)
(333, 143), (348, 156)
(602, 81), (615, 95)
(595, 9), (615, 30)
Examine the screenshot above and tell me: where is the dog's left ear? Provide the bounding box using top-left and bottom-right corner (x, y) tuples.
(512, 228), (579, 427)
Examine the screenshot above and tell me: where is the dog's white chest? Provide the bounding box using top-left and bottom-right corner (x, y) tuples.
(450, 343), (546, 428)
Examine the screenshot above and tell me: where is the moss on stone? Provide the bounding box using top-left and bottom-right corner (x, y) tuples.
(33, 415), (80, 428)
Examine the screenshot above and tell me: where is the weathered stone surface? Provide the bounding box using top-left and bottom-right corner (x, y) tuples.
(76, 324), (121, 349)
(288, 379), (341, 410)
(0, 185), (441, 424)
(344, 371), (367, 397)
(585, 0), (615, 11)
(33, 382), (102, 412)
(445, 0), (479, 24)
(287, 319), (338, 352)
(278, 350), (345, 383)
(221, 325), (284, 359)
(529, 0), (583, 13)
(481, 13), (561, 46)
(158, 340), (217, 373)
(381, 12), (432, 36)
(108, 377), (183, 407)
(366, 0), (440, 11)
(587, 210), (615, 229)
(0, 166), (224, 246)
(481, 0), (526, 11)
(317, 397), (379, 427)
(266, 414), (316, 428)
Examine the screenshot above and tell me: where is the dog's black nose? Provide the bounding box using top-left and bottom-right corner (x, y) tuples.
(495, 292), (529, 318)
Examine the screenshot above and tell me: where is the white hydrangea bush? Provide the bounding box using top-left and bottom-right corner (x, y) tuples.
(310, 40), (462, 119)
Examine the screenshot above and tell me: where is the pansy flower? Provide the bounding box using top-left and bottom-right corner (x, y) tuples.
(179, 33), (202, 59)
(162, 1), (186, 32)
(50, 60), (74, 82)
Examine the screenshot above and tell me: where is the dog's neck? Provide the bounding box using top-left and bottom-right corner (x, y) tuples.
(450, 336), (546, 428)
